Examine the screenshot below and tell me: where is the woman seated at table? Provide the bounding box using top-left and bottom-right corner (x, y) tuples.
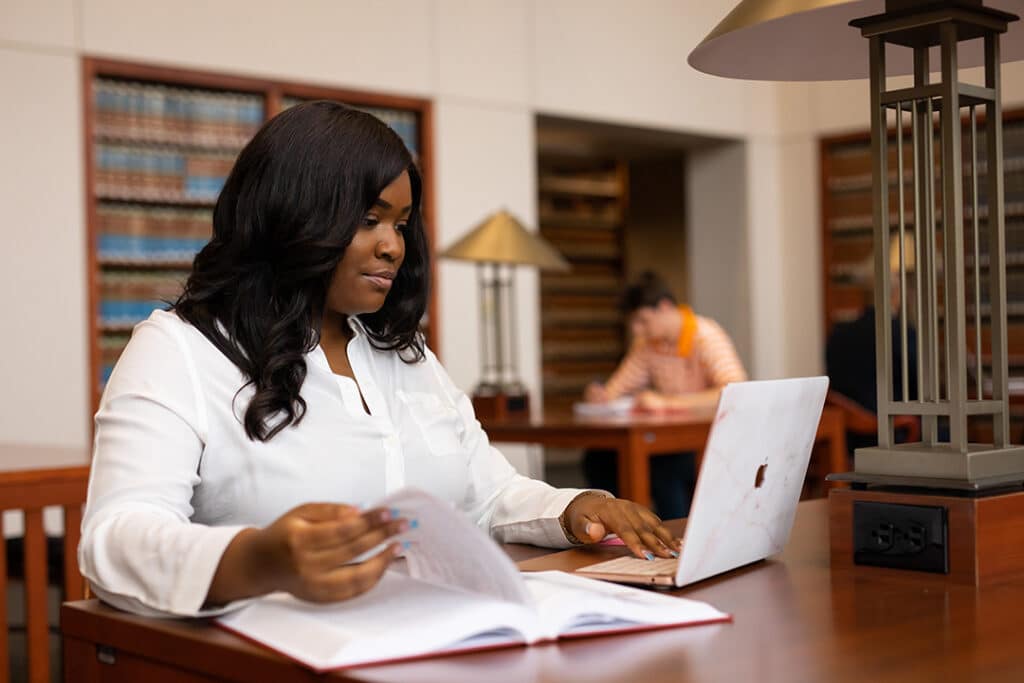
(79, 102), (678, 618)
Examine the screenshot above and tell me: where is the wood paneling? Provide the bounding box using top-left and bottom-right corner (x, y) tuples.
(829, 487), (1024, 586)
(537, 158), (628, 414)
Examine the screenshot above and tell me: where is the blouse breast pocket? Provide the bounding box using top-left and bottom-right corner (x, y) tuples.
(396, 390), (465, 458)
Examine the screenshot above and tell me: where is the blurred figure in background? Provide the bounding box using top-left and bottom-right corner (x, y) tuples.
(826, 235), (920, 459)
(581, 271), (747, 518)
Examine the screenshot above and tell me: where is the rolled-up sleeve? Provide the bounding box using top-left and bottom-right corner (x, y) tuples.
(422, 351), (608, 547)
(79, 315), (249, 617)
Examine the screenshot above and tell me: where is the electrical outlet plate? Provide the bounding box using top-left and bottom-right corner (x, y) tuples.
(852, 501), (949, 574)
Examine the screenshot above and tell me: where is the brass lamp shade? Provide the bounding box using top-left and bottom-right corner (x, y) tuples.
(688, 0), (1024, 81)
(439, 210), (570, 272)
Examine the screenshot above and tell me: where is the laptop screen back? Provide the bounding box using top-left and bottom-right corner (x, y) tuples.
(675, 376), (829, 586)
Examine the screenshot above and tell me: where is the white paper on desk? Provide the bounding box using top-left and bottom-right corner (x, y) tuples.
(378, 488), (529, 605)
(572, 397), (635, 417)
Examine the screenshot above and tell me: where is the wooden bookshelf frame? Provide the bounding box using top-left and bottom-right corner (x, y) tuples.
(820, 107), (1024, 440)
(82, 57), (438, 420)
(819, 106), (1024, 340)
(536, 155), (630, 415)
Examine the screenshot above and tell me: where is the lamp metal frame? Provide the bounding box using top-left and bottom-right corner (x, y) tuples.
(834, 2), (1024, 488)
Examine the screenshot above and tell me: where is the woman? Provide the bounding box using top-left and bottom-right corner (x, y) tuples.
(80, 102), (678, 618)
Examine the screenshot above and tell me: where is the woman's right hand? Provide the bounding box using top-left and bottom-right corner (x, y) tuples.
(206, 503), (407, 607)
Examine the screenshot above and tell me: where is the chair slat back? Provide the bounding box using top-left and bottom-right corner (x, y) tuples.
(0, 466), (90, 683)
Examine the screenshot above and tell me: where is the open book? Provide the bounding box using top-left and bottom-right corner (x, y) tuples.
(217, 489), (729, 672)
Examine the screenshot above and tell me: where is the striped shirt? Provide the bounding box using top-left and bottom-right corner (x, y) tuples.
(604, 312), (747, 398)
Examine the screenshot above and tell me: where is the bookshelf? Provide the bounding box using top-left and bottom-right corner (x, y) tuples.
(83, 58), (436, 409)
(820, 107), (1024, 440)
(537, 158), (629, 415)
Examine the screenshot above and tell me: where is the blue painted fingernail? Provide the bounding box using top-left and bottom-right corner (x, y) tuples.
(644, 551), (655, 561)
(670, 551), (680, 558)
(402, 540), (412, 550)
(390, 507), (401, 519)
(409, 519), (419, 529)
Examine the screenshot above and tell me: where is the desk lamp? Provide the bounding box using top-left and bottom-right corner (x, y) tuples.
(690, 0), (1024, 584)
(440, 210), (569, 421)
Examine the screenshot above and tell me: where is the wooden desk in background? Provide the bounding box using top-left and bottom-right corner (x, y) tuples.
(60, 499), (1023, 682)
(482, 406), (847, 508)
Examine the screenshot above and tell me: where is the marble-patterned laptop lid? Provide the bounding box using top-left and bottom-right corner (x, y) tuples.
(675, 376), (829, 586)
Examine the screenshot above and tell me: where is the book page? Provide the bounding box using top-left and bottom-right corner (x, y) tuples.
(218, 572), (538, 671)
(380, 488), (530, 605)
(523, 571), (729, 639)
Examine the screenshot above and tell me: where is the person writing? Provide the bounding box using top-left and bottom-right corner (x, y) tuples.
(80, 102), (678, 618)
(581, 272), (747, 518)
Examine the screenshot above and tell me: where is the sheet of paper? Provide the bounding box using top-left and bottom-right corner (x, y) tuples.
(380, 488), (530, 605)
(572, 396), (635, 417)
(522, 570), (729, 638)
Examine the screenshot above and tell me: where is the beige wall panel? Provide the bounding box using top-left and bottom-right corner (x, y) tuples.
(0, 0), (76, 49)
(686, 142), (753, 374)
(433, 100), (541, 475)
(778, 137), (824, 378)
(531, 0), (755, 138)
(0, 48), (87, 446)
(437, 0), (530, 105)
(434, 100), (537, 393)
(81, 0), (433, 95)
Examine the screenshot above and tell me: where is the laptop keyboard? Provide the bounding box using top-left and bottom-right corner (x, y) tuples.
(580, 555), (678, 576)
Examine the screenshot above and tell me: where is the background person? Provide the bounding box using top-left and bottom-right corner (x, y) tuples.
(581, 271), (747, 518)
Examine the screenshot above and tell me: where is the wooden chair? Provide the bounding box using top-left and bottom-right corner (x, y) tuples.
(825, 389), (921, 446)
(1, 466), (90, 683)
(803, 393), (920, 499)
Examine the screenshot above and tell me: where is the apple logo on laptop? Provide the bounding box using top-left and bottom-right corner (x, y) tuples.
(754, 463), (767, 488)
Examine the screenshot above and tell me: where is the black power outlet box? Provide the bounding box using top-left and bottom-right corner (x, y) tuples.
(853, 501), (949, 573)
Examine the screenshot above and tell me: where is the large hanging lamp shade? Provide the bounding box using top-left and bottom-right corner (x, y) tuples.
(688, 0), (1024, 81)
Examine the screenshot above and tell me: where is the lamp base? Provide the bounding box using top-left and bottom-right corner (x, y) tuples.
(851, 443), (1024, 483)
(829, 486), (1024, 586)
(472, 390), (530, 422)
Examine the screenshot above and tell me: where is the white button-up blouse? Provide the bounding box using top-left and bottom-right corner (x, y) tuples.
(80, 310), (588, 617)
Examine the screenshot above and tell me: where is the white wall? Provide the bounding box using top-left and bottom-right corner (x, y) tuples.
(686, 142), (752, 371)
(0, 47), (87, 446)
(2, 0), (929, 453)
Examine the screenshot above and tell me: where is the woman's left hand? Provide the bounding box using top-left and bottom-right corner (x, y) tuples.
(563, 495), (680, 560)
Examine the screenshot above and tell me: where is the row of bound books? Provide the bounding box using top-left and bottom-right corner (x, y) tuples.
(99, 333), (132, 387)
(95, 78), (263, 148)
(99, 270), (187, 330)
(282, 97), (420, 157)
(95, 144), (234, 203)
(99, 205), (211, 263)
(99, 205), (212, 237)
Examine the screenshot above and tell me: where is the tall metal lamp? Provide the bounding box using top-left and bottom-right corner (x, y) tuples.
(440, 209), (570, 421)
(690, 0), (1024, 584)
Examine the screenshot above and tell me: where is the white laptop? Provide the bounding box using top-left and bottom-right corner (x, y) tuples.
(576, 376), (829, 588)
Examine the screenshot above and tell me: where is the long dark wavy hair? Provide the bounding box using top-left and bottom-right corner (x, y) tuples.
(174, 101), (429, 441)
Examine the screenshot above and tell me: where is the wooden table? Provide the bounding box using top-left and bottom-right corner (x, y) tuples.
(483, 406), (847, 508)
(60, 498), (1024, 682)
